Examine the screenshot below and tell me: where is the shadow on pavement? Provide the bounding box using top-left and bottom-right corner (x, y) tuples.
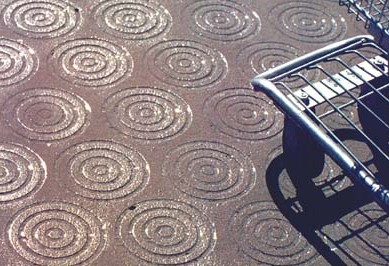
(266, 133), (389, 265)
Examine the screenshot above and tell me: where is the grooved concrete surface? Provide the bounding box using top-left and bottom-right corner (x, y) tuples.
(0, 0), (387, 265)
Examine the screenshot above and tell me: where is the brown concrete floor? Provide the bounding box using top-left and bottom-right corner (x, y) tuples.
(0, 0), (387, 265)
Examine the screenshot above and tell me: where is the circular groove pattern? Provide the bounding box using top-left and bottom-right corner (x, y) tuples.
(204, 88), (283, 141)
(185, 0), (261, 41)
(8, 202), (105, 265)
(118, 199), (215, 264)
(237, 42), (320, 89)
(0, 38), (37, 87)
(229, 201), (318, 265)
(49, 38), (132, 87)
(56, 141), (150, 200)
(3, 0), (80, 39)
(103, 87), (192, 141)
(238, 42), (301, 74)
(93, 0), (172, 40)
(269, 1), (347, 43)
(334, 204), (389, 265)
(146, 40), (227, 89)
(162, 141), (256, 201)
(0, 143), (46, 203)
(3, 88), (90, 141)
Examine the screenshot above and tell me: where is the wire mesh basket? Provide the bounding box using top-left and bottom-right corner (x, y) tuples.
(252, 5), (389, 211)
(340, 0), (389, 47)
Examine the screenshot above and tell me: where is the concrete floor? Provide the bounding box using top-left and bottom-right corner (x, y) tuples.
(0, 0), (387, 265)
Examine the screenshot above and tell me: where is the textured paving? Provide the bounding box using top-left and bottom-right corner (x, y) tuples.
(0, 0), (387, 265)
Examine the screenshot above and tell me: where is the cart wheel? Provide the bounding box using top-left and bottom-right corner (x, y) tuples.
(282, 117), (325, 179)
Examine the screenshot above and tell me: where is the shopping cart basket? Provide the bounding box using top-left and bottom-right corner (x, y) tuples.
(340, 0), (389, 48)
(252, 1), (389, 211)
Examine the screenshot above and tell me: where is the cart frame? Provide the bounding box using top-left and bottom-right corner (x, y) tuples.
(252, 0), (389, 211)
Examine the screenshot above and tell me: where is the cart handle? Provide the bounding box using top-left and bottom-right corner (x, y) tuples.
(255, 35), (374, 81)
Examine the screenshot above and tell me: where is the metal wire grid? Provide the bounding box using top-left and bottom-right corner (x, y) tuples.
(340, 0), (389, 35)
(268, 39), (388, 181)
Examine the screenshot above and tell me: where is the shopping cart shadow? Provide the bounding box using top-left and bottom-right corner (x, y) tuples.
(359, 78), (389, 183)
(266, 129), (389, 265)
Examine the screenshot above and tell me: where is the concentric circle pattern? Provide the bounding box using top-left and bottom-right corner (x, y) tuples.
(237, 42), (320, 89)
(0, 38), (37, 87)
(146, 40), (227, 89)
(3, 88), (89, 141)
(204, 88), (283, 141)
(334, 204), (389, 265)
(238, 42), (301, 74)
(162, 141), (256, 201)
(118, 199), (215, 264)
(93, 0), (172, 40)
(103, 87), (192, 141)
(8, 202), (105, 265)
(56, 141), (150, 200)
(269, 1), (347, 43)
(3, 0), (80, 39)
(185, 0), (261, 41)
(0, 143), (46, 203)
(49, 38), (132, 87)
(229, 201), (318, 265)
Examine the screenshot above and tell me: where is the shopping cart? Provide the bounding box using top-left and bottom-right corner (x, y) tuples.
(340, 0), (389, 49)
(252, 0), (389, 211)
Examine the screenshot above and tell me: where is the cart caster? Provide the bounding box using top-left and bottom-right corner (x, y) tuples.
(282, 117), (325, 179)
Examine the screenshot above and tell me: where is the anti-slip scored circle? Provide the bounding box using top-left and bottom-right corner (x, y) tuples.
(117, 199), (215, 264)
(237, 42), (320, 89)
(0, 143), (46, 203)
(145, 40), (227, 89)
(269, 1), (347, 43)
(8, 202), (106, 265)
(185, 0), (261, 41)
(49, 38), (132, 87)
(162, 141), (256, 201)
(3, 0), (80, 39)
(3, 88), (90, 141)
(229, 201), (318, 265)
(103, 87), (192, 141)
(93, 0), (172, 41)
(204, 88), (283, 141)
(56, 140), (150, 200)
(0, 38), (37, 87)
(238, 42), (302, 75)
